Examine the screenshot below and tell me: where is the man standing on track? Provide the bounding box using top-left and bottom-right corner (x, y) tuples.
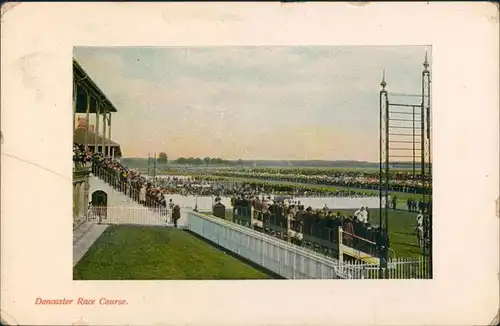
(172, 204), (181, 228)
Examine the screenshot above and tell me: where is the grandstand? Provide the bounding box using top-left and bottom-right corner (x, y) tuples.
(72, 58), (121, 229)
(73, 59), (121, 157)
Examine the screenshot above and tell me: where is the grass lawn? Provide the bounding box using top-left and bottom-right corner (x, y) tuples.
(73, 225), (272, 280)
(219, 208), (424, 259)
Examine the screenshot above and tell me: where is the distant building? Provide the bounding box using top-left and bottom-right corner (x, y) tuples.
(74, 128), (122, 158)
(76, 117), (95, 132)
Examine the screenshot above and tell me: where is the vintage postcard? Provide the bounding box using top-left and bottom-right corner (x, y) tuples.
(71, 45), (433, 281)
(1, 2), (499, 326)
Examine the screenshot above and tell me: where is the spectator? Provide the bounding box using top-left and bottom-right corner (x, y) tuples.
(343, 217), (355, 247)
(172, 204), (181, 227)
(139, 186), (146, 205)
(354, 206), (367, 224)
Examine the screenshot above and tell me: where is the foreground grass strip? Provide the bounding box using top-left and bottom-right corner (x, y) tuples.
(74, 225), (272, 280)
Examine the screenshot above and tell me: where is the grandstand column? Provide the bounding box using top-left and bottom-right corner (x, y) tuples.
(77, 182), (85, 220)
(83, 176), (90, 214)
(73, 182), (80, 224)
(102, 107), (107, 156)
(84, 91), (90, 150)
(73, 81), (77, 132)
(107, 112), (112, 157)
(95, 101), (100, 153)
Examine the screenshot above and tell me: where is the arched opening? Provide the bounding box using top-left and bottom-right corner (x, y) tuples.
(91, 190), (108, 221)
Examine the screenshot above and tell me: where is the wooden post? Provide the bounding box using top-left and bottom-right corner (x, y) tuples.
(338, 226), (343, 264)
(286, 215), (291, 243)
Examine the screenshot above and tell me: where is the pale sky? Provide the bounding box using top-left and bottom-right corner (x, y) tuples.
(74, 46), (431, 161)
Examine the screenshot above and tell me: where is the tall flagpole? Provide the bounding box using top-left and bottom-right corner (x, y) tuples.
(147, 153), (151, 177)
(153, 152), (157, 187)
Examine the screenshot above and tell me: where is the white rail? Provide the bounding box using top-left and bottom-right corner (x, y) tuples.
(187, 211), (351, 279)
(88, 205), (174, 226)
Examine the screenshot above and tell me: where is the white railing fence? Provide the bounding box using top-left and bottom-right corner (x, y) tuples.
(90, 165), (179, 225)
(187, 211), (349, 279)
(187, 211), (431, 279)
(335, 256), (431, 279)
(88, 205), (175, 227)
(93, 166), (145, 205)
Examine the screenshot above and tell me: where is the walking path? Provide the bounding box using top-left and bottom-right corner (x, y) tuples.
(73, 223), (108, 267)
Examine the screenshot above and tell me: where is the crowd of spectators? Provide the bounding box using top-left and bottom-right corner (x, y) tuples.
(195, 176), (379, 198)
(91, 153), (182, 225)
(73, 144), (92, 168)
(406, 197), (432, 214)
(210, 169), (431, 194)
(91, 152), (375, 214)
(231, 195), (390, 257)
(87, 152), (430, 240)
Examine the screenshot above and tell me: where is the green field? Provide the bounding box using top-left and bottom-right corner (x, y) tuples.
(73, 225), (272, 280)
(219, 208), (423, 259)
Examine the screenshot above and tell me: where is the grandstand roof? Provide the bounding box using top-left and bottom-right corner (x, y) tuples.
(73, 58), (118, 114)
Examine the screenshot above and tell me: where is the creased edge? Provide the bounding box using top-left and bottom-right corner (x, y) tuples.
(490, 309), (500, 325)
(496, 197), (499, 217)
(0, 310), (19, 325)
(348, 2), (371, 7)
(481, 2), (499, 23)
(0, 2), (21, 19)
(72, 317), (89, 325)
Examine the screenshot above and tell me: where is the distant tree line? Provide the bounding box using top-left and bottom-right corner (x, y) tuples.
(174, 157), (237, 166)
(226, 160), (430, 169)
(119, 155), (238, 167)
(119, 156), (429, 170)
(157, 152), (168, 164)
